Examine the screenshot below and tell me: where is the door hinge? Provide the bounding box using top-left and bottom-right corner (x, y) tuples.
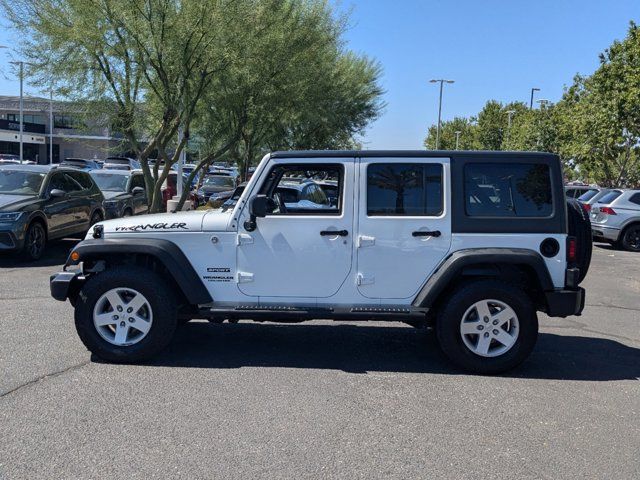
(237, 271), (254, 283)
(236, 233), (253, 246)
(358, 235), (376, 248)
(356, 273), (375, 286)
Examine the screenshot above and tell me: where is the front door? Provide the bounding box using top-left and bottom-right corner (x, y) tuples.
(236, 159), (354, 298)
(356, 157), (452, 300)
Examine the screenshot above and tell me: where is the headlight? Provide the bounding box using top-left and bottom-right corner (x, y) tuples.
(0, 212), (23, 222)
(104, 200), (119, 207)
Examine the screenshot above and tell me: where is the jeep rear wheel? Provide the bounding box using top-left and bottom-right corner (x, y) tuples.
(74, 266), (177, 362)
(436, 280), (538, 374)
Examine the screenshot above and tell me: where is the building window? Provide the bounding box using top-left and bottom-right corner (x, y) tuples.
(54, 114), (81, 129)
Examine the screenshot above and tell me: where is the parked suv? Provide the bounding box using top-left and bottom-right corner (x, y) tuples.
(102, 157), (141, 171)
(50, 151), (589, 374)
(590, 189), (640, 251)
(61, 158), (102, 171)
(90, 170), (148, 219)
(0, 164), (104, 260)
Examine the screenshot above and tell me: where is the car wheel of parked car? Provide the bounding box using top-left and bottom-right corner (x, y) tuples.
(436, 280), (538, 374)
(620, 224), (640, 252)
(89, 211), (103, 226)
(74, 266), (178, 362)
(22, 221), (46, 261)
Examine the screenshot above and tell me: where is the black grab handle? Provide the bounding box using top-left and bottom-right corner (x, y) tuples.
(412, 230), (441, 237)
(320, 230), (349, 237)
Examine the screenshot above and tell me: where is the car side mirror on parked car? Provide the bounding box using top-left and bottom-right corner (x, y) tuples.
(49, 189), (66, 198)
(244, 195), (275, 232)
(132, 186), (145, 195)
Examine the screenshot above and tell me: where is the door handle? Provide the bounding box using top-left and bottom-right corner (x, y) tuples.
(412, 230), (441, 237)
(320, 230), (348, 237)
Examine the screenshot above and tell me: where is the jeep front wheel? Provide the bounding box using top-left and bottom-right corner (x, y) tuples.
(436, 280), (538, 374)
(74, 266), (177, 362)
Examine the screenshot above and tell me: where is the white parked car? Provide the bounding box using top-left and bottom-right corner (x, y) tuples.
(50, 151), (590, 374)
(590, 189), (640, 251)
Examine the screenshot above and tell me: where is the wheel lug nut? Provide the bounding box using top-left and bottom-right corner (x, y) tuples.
(484, 332), (490, 338)
(117, 306), (123, 312)
(483, 316), (489, 323)
(129, 317), (135, 322)
(477, 325), (484, 331)
(493, 329), (499, 335)
(119, 321), (125, 327)
(113, 315), (119, 320)
(127, 307), (133, 313)
(492, 320), (498, 325)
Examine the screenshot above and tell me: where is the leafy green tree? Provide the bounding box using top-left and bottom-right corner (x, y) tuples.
(424, 116), (478, 150)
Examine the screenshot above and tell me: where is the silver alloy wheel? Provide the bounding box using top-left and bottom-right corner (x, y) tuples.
(460, 299), (519, 358)
(93, 287), (153, 346)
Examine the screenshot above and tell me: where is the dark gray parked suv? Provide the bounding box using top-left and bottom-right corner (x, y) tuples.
(90, 169), (148, 219)
(0, 165), (104, 260)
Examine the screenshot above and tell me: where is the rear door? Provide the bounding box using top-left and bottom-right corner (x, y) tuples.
(356, 157), (452, 300)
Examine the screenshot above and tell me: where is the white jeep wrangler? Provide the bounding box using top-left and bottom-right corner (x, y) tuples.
(51, 151), (590, 374)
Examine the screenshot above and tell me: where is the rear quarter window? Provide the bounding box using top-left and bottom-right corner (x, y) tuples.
(596, 190), (623, 205)
(464, 163), (553, 217)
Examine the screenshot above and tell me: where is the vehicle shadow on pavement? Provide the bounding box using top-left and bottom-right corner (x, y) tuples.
(0, 238), (78, 268)
(139, 322), (640, 381)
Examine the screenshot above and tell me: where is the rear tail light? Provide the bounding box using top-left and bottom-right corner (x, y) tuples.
(599, 206), (616, 215)
(582, 203), (591, 212)
(567, 237), (577, 263)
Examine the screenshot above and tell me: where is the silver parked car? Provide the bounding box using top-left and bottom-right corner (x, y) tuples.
(577, 188), (611, 213)
(590, 189), (640, 251)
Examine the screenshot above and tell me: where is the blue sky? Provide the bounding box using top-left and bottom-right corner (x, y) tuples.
(0, 0), (638, 149)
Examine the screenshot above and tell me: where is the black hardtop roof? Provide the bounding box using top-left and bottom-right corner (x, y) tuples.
(270, 150), (559, 160)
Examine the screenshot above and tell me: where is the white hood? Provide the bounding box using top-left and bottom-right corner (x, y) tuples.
(95, 209), (233, 235)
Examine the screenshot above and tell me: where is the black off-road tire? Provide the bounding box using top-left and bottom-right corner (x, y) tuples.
(74, 266), (178, 363)
(567, 199), (592, 283)
(436, 280), (538, 375)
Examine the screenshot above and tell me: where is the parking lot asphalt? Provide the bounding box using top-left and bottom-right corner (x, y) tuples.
(0, 240), (639, 479)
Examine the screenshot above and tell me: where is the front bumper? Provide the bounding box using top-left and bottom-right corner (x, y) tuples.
(545, 287), (585, 317)
(0, 220), (28, 252)
(591, 225), (620, 242)
(50, 271), (83, 301)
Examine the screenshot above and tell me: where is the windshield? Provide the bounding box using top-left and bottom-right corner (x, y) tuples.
(204, 176), (234, 187)
(0, 170), (46, 195)
(91, 173), (128, 191)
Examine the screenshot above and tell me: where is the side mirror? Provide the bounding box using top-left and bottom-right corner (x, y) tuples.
(132, 186), (145, 195)
(244, 195), (274, 232)
(50, 189), (66, 198)
(249, 194), (270, 218)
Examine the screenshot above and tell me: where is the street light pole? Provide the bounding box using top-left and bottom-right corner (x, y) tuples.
(454, 131), (461, 150)
(430, 79), (455, 149)
(530, 87), (540, 109)
(506, 110), (516, 128)
(49, 89), (53, 164)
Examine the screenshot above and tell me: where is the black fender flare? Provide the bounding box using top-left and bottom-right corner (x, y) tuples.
(66, 238), (213, 305)
(412, 248), (554, 308)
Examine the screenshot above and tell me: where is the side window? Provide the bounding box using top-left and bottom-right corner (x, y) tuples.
(465, 163), (552, 217)
(367, 163), (443, 216)
(130, 174), (145, 191)
(628, 193), (640, 205)
(260, 165), (342, 215)
(67, 171), (93, 190)
(49, 173), (82, 194)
